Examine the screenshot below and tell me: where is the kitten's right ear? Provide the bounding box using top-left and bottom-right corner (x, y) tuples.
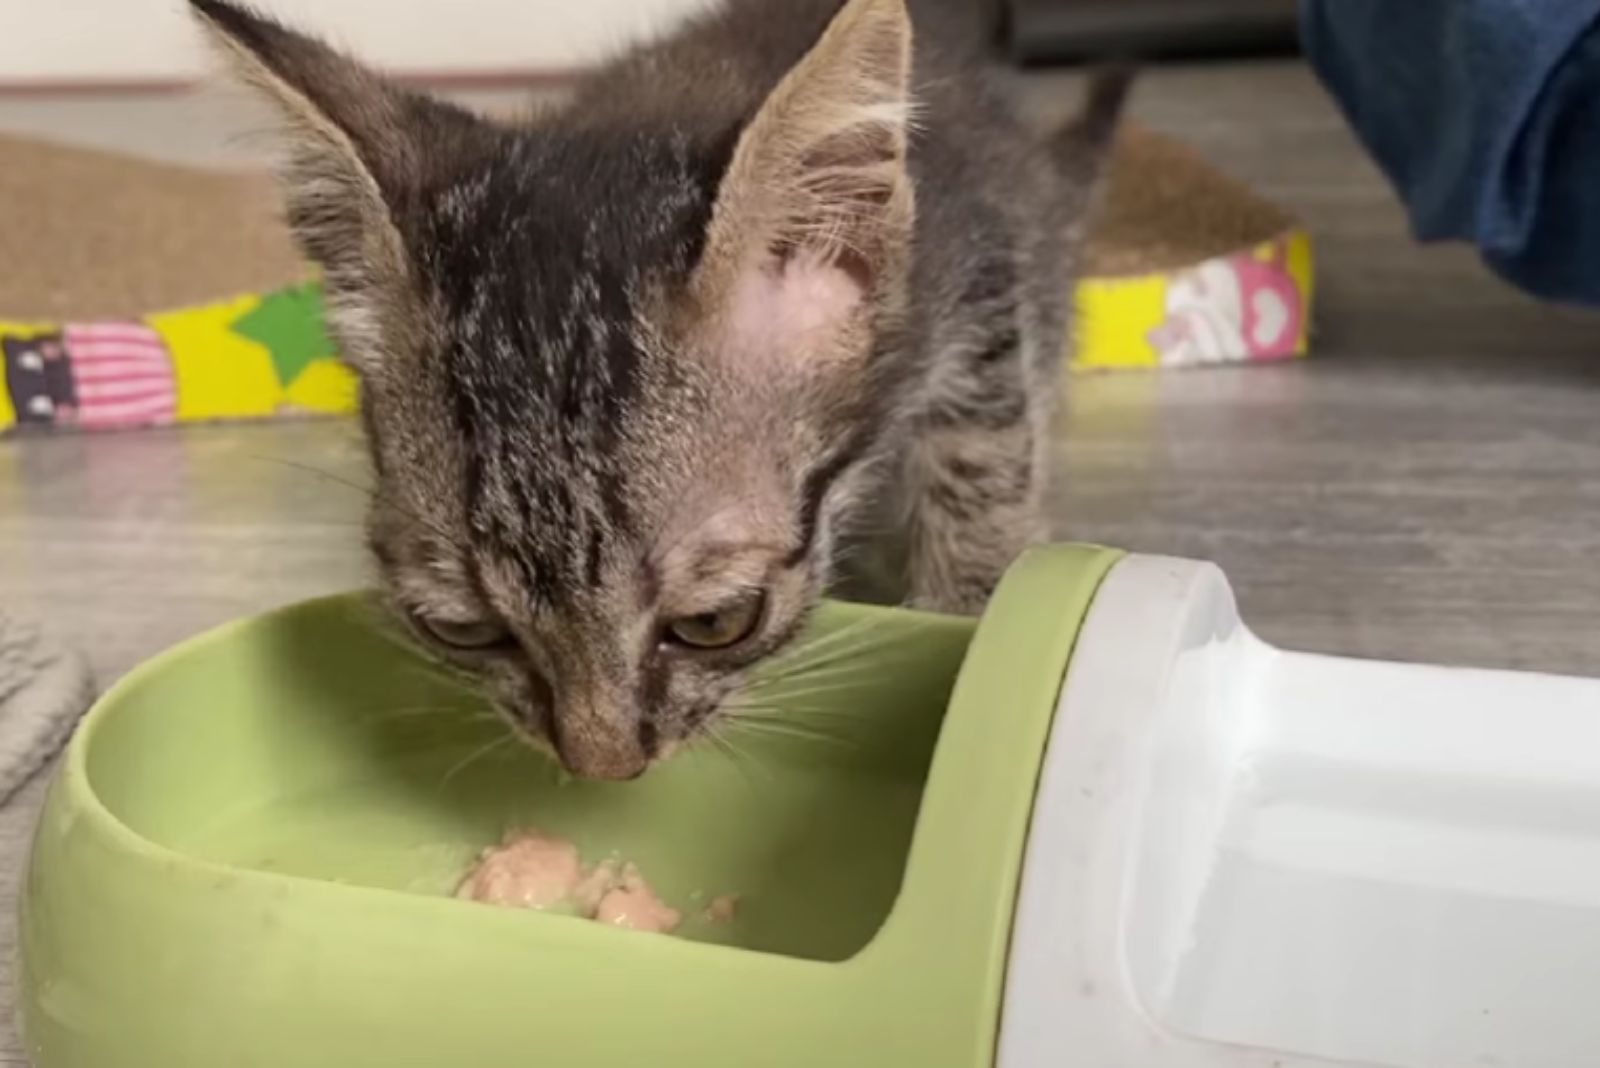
(189, 1), (482, 362)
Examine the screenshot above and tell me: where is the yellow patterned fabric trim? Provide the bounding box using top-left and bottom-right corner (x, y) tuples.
(0, 238), (1315, 436)
(0, 281), (357, 434)
(1073, 230), (1314, 371)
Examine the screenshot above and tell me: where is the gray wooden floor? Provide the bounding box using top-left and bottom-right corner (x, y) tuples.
(2, 60), (1600, 1062)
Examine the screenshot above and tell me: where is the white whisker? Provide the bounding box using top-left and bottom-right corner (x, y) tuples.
(758, 621), (936, 687)
(437, 732), (519, 790)
(357, 704), (499, 725)
(740, 677), (878, 704)
(724, 701), (859, 721)
(723, 716), (855, 750)
(764, 617), (884, 672)
(702, 721), (772, 787)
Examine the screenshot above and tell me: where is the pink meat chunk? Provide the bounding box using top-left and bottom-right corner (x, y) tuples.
(593, 864), (683, 934)
(457, 832), (723, 938)
(455, 832), (582, 909)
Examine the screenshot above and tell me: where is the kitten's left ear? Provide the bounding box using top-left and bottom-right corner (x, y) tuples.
(189, 1), (486, 366)
(696, 0), (915, 353)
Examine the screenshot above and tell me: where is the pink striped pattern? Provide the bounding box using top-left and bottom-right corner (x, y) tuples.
(63, 323), (177, 429)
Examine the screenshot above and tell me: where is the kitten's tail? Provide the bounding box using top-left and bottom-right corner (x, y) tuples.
(1051, 66), (1135, 189)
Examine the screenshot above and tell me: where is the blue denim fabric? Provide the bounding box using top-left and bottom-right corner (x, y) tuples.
(1302, 0), (1600, 304)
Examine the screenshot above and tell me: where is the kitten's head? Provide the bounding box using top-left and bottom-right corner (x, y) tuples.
(194, 0), (915, 778)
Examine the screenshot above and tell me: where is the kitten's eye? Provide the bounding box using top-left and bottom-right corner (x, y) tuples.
(419, 615), (512, 650)
(664, 591), (767, 651)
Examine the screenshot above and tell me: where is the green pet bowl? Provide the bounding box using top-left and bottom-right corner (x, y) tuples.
(19, 546), (1119, 1067)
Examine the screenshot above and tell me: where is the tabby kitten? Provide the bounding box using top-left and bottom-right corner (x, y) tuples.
(194, 0), (1127, 779)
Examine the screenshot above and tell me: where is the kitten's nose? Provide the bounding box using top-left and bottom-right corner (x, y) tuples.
(553, 739), (649, 781)
(550, 709), (649, 781)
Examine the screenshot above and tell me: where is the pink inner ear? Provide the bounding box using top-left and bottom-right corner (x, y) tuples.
(725, 249), (864, 364)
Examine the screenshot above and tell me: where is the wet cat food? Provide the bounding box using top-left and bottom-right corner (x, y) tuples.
(457, 832), (725, 936)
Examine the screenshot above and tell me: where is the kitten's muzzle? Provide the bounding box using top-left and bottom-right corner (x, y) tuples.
(549, 711), (650, 782)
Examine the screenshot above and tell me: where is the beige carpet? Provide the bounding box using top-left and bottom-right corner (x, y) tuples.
(0, 122), (1292, 320)
(0, 134), (300, 321)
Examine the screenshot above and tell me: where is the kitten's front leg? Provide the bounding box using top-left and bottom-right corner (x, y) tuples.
(902, 419), (1046, 616)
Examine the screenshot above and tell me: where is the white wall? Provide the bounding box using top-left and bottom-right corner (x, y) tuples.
(0, 0), (711, 85)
